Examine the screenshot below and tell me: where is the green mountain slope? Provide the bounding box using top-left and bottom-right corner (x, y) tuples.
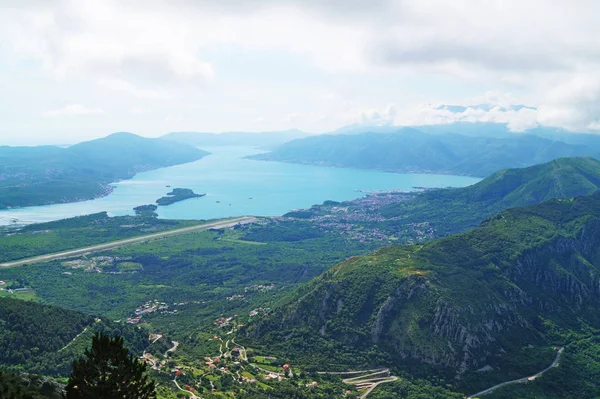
(380, 157), (600, 236)
(249, 130), (600, 177)
(0, 133), (209, 209)
(0, 297), (148, 377)
(0, 371), (63, 399)
(248, 193), (600, 394)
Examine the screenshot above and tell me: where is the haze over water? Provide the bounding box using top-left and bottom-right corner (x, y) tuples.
(0, 146), (480, 225)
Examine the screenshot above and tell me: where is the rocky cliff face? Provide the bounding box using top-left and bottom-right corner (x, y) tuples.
(507, 219), (600, 308)
(253, 195), (600, 376)
(277, 271), (540, 374)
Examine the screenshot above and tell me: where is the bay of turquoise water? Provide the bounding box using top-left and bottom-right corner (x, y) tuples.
(0, 146), (480, 225)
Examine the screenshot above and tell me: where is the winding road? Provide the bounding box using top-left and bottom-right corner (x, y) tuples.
(467, 347), (564, 398)
(231, 338), (248, 362)
(0, 216), (257, 267)
(319, 368), (398, 399)
(173, 376), (200, 399)
(165, 341), (179, 357)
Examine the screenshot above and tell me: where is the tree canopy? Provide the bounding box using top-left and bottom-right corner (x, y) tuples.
(66, 333), (155, 399)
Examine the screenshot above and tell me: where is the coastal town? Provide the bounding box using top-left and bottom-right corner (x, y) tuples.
(270, 189), (437, 245)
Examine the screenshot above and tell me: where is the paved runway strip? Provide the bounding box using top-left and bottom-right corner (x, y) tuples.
(0, 216), (257, 267)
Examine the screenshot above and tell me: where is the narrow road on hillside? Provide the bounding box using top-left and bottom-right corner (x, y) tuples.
(173, 376), (200, 398)
(59, 318), (102, 352)
(165, 341), (179, 357)
(0, 216), (257, 267)
(231, 338), (248, 362)
(467, 347), (564, 398)
(319, 368), (398, 398)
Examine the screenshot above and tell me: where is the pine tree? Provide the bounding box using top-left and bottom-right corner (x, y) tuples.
(65, 333), (156, 399)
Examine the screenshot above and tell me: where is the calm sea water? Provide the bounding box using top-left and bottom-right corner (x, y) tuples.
(0, 146), (480, 225)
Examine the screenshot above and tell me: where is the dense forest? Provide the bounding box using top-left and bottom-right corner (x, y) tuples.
(0, 297), (93, 366)
(248, 193), (600, 396)
(485, 335), (600, 398)
(0, 371), (63, 399)
(0, 298), (148, 376)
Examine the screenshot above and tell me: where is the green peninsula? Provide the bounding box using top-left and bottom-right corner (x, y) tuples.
(156, 188), (205, 206)
(0, 132), (209, 209)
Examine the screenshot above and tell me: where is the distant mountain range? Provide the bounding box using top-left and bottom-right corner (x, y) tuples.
(249, 128), (600, 177)
(327, 121), (532, 137)
(161, 129), (308, 149)
(329, 117), (600, 146)
(2, 121), (599, 211)
(0, 132), (208, 209)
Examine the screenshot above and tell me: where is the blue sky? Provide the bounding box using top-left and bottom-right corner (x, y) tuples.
(1, 0), (600, 144)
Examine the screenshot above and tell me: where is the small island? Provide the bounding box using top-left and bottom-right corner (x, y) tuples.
(133, 204), (158, 217)
(156, 188), (205, 206)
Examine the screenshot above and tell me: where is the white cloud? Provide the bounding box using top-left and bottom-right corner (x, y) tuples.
(97, 78), (161, 100)
(3, 0), (600, 140)
(343, 99), (540, 132)
(42, 104), (105, 117)
(165, 115), (183, 123)
(3, 0), (214, 92)
(366, 1), (599, 75)
(130, 106), (150, 115)
(469, 91), (523, 108)
(537, 73), (600, 132)
(284, 112), (304, 124)
(357, 104), (397, 126)
(396, 103), (539, 132)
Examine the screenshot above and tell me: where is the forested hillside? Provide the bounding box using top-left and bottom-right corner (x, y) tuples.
(0, 371), (63, 399)
(0, 132), (209, 209)
(0, 298), (148, 376)
(248, 193), (600, 397)
(249, 130), (600, 177)
(380, 157), (600, 236)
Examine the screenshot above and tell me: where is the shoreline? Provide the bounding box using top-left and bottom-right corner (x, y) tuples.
(0, 155), (479, 227)
(244, 156), (485, 178)
(0, 151), (211, 212)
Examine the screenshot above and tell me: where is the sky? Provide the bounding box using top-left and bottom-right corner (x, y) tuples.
(1, 0), (600, 144)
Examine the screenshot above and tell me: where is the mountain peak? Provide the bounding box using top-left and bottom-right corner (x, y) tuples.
(103, 131), (143, 140)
